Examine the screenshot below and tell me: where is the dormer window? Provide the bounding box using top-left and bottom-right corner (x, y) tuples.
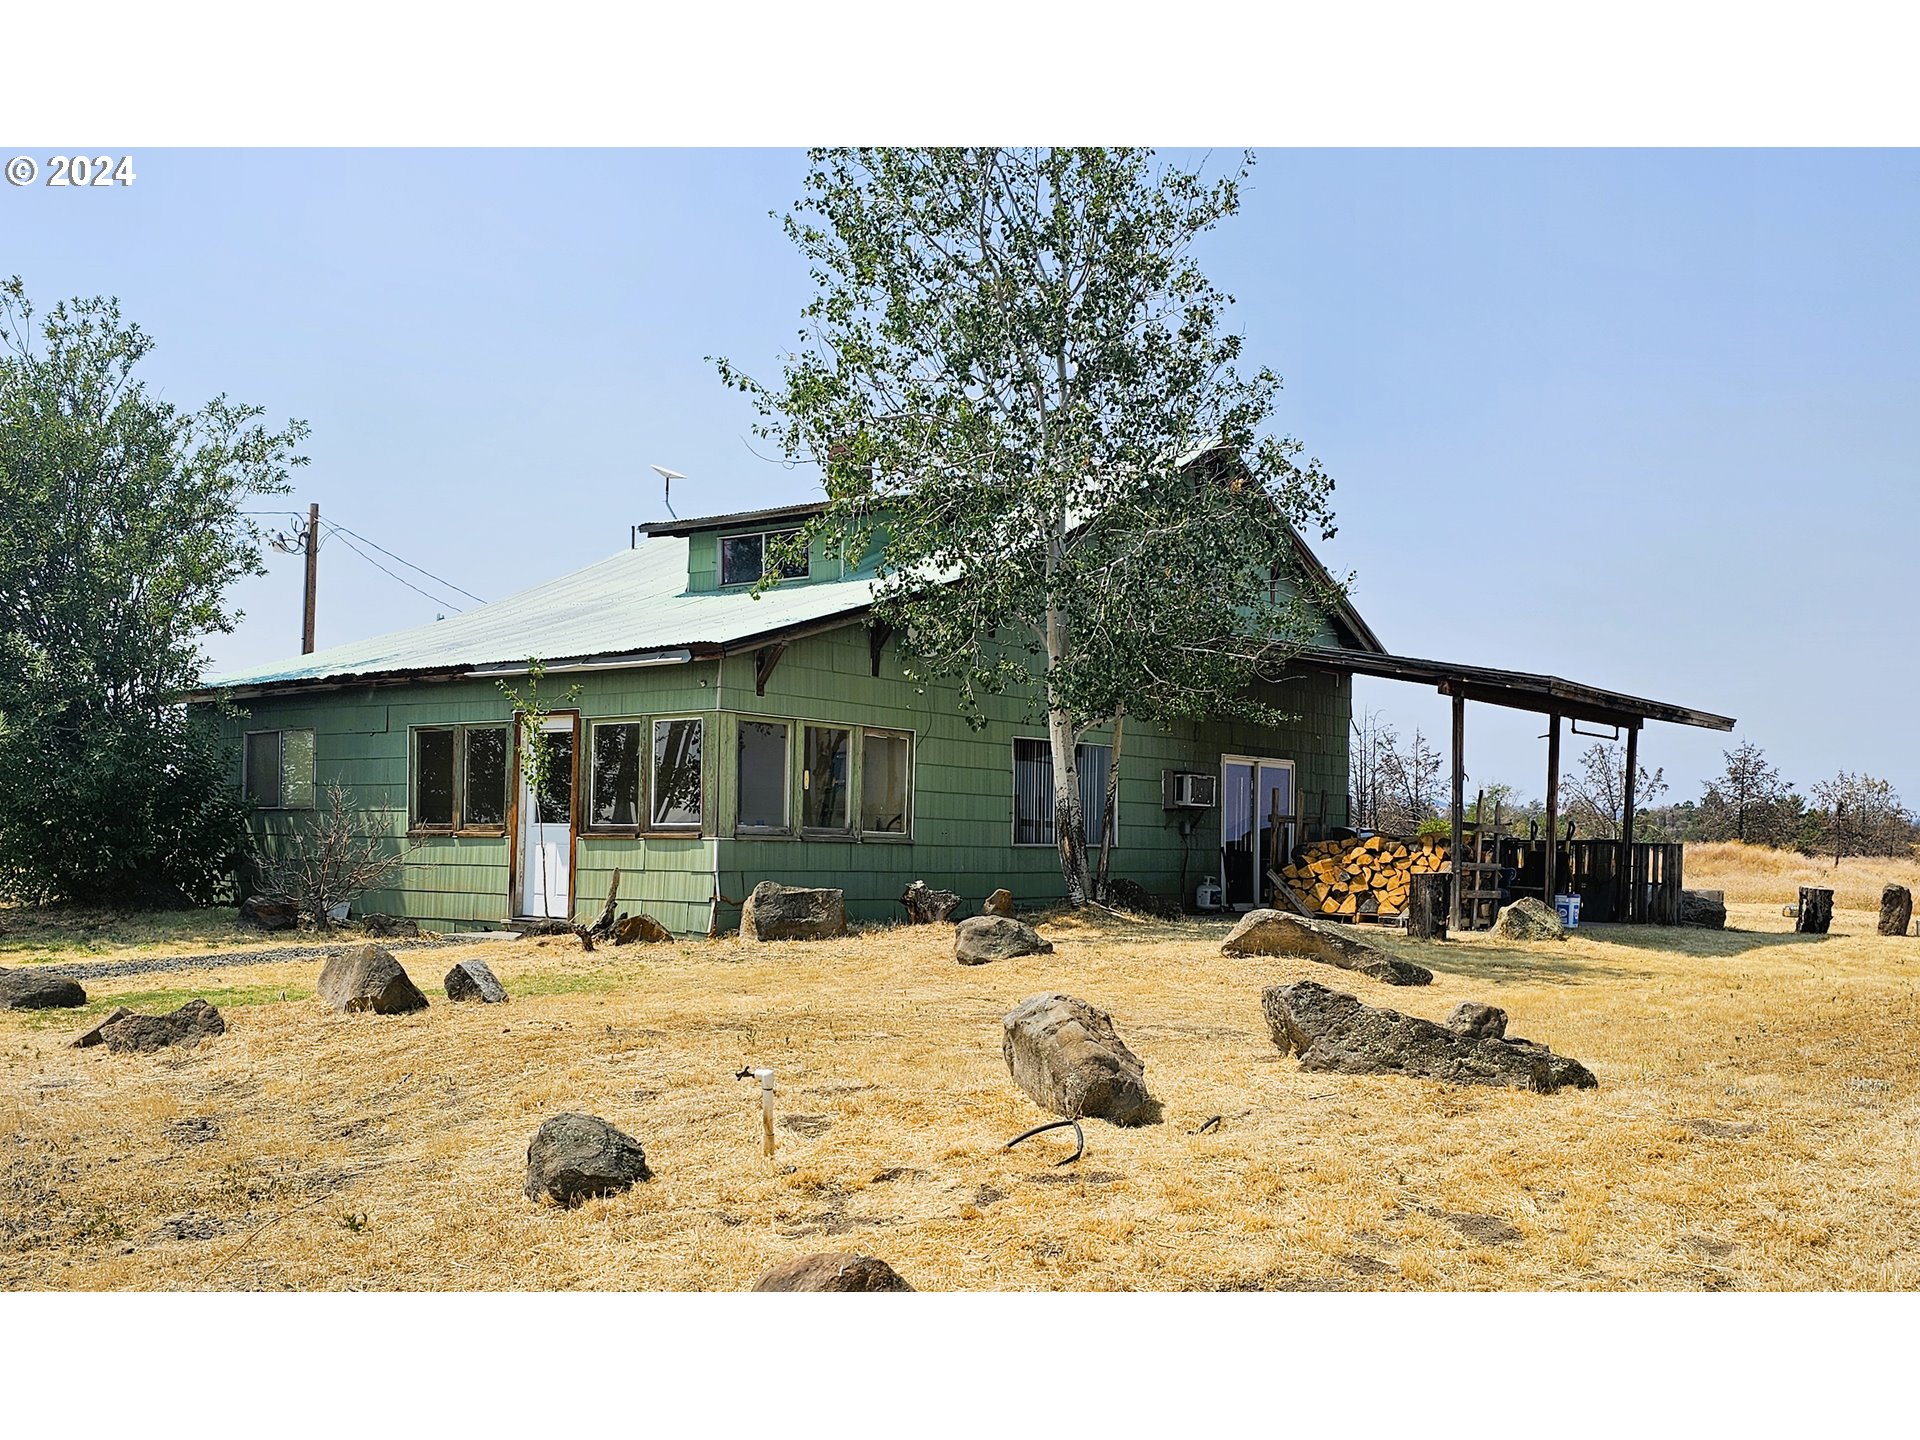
(719, 528), (809, 587)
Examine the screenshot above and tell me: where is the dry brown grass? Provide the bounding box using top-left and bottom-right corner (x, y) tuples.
(6, 899), (1920, 1292)
(1687, 839), (1920, 912)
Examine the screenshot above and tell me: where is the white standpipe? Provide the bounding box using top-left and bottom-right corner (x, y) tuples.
(754, 1067), (775, 1157)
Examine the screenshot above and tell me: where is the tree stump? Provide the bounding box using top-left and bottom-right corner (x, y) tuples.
(1878, 884), (1912, 937)
(1796, 886), (1834, 935)
(900, 880), (961, 924)
(1407, 873), (1450, 941)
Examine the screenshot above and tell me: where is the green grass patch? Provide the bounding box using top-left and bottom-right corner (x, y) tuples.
(495, 968), (635, 999)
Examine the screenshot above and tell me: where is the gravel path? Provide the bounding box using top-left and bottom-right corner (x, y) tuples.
(18, 933), (515, 984)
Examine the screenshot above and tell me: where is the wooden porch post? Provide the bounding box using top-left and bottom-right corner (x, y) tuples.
(1449, 688), (1465, 932)
(1620, 722), (1640, 922)
(1543, 712), (1560, 905)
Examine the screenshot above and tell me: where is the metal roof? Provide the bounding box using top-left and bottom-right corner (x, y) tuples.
(193, 536), (878, 697)
(1290, 646), (1736, 731)
(640, 501), (831, 538)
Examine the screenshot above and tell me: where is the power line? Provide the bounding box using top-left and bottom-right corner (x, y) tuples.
(321, 519), (487, 606)
(323, 525), (470, 614)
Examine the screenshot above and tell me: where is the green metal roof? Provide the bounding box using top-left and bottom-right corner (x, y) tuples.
(197, 536), (876, 695)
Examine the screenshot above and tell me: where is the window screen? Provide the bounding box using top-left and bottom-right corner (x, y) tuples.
(652, 718), (703, 827)
(244, 729), (315, 809)
(737, 720), (789, 830)
(463, 726), (508, 828)
(1012, 739), (1112, 846)
(860, 729), (910, 835)
(802, 725), (850, 831)
(590, 722), (644, 828)
(719, 533), (763, 587)
(414, 728), (456, 827)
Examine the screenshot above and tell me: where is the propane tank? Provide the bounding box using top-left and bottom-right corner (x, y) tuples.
(1195, 875), (1223, 912)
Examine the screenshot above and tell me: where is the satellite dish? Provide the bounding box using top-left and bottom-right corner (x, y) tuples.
(650, 464), (686, 519)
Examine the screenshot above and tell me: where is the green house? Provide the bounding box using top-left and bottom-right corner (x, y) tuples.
(193, 500), (1384, 934)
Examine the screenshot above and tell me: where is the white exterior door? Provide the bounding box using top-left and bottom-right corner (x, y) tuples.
(517, 717), (575, 920)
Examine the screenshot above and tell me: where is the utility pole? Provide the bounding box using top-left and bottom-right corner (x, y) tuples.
(302, 502), (319, 653)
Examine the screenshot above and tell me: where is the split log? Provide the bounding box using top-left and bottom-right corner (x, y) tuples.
(1879, 884), (1912, 937)
(1796, 886), (1834, 935)
(900, 879), (962, 925)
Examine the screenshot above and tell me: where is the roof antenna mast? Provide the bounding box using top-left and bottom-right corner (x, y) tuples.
(650, 464), (686, 521)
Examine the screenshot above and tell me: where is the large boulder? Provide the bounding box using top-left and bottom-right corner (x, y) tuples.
(444, 958), (507, 1003)
(239, 896), (300, 931)
(983, 888), (1015, 918)
(956, 915), (1054, 965)
(1220, 909), (1432, 986)
(71, 1007), (136, 1048)
(316, 945), (428, 1014)
(0, 968), (86, 1010)
(1262, 980), (1597, 1094)
(1680, 890), (1728, 930)
(1492, 897), (1565, 941)
(1001, 992), (1153, 1124)
(751, 1253), (914, 1292)
(98, 999), (227, 1054)
(740, 882), (847, 941)
(524, 1113), (652, 1206)
(612, 912), (672, 945)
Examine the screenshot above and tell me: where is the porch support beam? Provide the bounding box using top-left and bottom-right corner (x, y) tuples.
(1544, 712), (1561, 904)
(1621, 720), (1640, 922)
(1449, 688), (1466, 932)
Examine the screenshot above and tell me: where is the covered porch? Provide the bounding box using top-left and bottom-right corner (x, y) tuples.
(1293, 647), (1737, 930)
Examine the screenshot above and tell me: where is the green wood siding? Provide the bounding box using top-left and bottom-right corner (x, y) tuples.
(216, 626), (1350, 934)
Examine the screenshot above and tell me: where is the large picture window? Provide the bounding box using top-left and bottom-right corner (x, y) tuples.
(737, 720), (790, 831)
(719, 528), (809, 587)
(1012, 737), (1114, 847)
(589, 721), (645, 829)
(801, 725), (851, 832)
(860, 728), (911, 836)
(243, 728), (316, 810)
(410, 724), (509, 833)
(652, 718), (704, 828)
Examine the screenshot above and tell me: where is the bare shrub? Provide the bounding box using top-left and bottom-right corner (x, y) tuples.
(253, 780), (418, 931)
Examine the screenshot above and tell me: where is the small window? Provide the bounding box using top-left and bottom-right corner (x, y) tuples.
(410, 724), (508, 832)
(719, 528), (808, 587)
(802, 725), (851, 832)
(1012, 738), (1114, 847)
(590, 721), (645, 829)
(860, 728), (911, 836)
(652, 717), (704, 828)
(243, 728), (316, 810)
(737, 719), (790, 831)
(463, 726), (509, 829)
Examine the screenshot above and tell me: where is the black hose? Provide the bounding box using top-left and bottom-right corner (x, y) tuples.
(1005, 1117), (1085, 1166)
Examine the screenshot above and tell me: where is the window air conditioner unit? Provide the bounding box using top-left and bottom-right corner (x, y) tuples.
(1163, 770), (1218, 809)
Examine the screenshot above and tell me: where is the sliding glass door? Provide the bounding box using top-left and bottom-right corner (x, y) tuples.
(1221, 756), (1295, 910)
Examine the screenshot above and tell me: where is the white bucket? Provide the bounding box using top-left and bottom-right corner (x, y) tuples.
(1553, 893), (1581, 929)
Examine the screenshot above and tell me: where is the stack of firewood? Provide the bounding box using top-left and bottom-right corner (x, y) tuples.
(1273, 834), (1449, 919)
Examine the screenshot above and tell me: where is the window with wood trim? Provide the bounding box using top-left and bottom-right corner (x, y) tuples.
(1012, 738), (1114, 847)
(652, 717), (704, 828)
(588, 721), (645, 829)
(860, 728), (911, 836)
(243, 729), (316, 810)
(737, 719), (790, 831)
(718, 528), (808, 587)
(410, 724), (510, 833)
(801, 724), (851, 832)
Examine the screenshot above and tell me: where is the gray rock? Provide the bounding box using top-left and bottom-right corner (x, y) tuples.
(1681, 890), (1728, 930)
(361, 913), (420, 939)
(983, 888), (1014, 918)
(524, 1113), (651, 1206)
(99, 999), (227, 1053)
(1262, 980), (1597, 1094)
(1878, 885), (1911, 937)
(1220, 909), (1432, 985)
(239, 896), (300, 931)
(612, 912), (672, 944)
(1002, 992), (1153, 1124)
(751, 1252), (914, 1292)
(316, 945), (428, 1014)
(900, 880), (962, 924)
(956, 914), (1054, 965)
(444, 958), (507, 1003)
(0, 967), (87, 1010)
(1445, 1001), (1508, 1039)
(1492, 897), (1566, 941)
(740, 882), (847, 941)
(71, 1007), (136, 1047)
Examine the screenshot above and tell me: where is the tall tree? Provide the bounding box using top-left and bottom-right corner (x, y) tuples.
(1809, 772), (1913, 865)
(0, 279), (307, 903)
(1695, 741), (1793, 845)
(717, 148), (1342, 904)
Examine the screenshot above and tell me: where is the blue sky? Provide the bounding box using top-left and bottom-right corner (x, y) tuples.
(8, 148), (1916, 806)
